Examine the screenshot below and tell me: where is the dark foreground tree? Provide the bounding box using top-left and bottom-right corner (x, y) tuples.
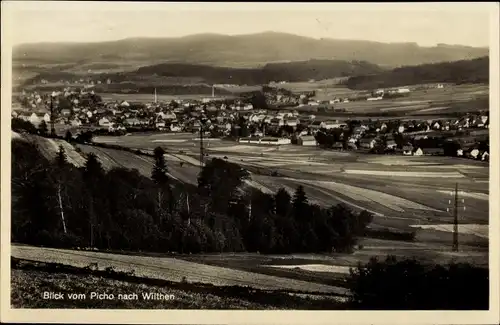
(151, 147), (168, 185)
(11, 118), (37, 134)
(65, 130), (73, 142)
(292, 185), (308, 219)
(151, 146), (171, 215)
(55, 145), (68, 168)
(198, 158), (250, 212)
(38, 121), (48, 136)
(274, 188), (291, 217)
(347, 256), (489, 310)
(11, 137), (375, 255)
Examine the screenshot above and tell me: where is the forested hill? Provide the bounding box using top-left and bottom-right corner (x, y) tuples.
(22, 60), (384, 87)
(345, 56), (489, 90)
(135, 60), (384, 84)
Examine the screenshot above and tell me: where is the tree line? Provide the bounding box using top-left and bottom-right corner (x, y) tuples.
(11, 138), (374, 254)
(345, 56), (489, 90)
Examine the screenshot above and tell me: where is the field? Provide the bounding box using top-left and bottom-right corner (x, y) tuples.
(99, 93), (237, 102)
(11, 131), (490, 294)
(11, 245), (348, 296)
(88, 133), (489, 250)
(322, 84), (489, 115)
(16, 131), (489, 243)
(89, 134), (489, 228)
(273, 79), (358, 100)
(272, 83), (488, 118)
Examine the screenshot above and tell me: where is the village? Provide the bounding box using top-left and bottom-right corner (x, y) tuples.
(11, 85), (490, 161)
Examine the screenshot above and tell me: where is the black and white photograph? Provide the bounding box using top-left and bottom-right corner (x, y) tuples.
(1, 1), (499, 324)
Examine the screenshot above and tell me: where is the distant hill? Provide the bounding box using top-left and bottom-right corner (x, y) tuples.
(13, 32), (488, 68)
(135, 60), (384, 84)
(345, 57), (489, 90)
(22, 60), (384, 88)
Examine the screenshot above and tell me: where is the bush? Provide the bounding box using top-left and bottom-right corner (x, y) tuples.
(347, 256), (489, 309)
(363, 228), (416, 241)
(11, 118), (37, 134)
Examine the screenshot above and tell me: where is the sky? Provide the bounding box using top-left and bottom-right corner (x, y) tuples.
(3, 2), (495, 47)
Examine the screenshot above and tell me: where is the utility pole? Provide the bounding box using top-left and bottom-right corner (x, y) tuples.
(446, 182), (465, 252)
(248, 199), (252, 222)
(199, 121), (204, 170)
(453, 182), (459, 252)
(186, 192), (191, 226)
(49, 94), (56, 136)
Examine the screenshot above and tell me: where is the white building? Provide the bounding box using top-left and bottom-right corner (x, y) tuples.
(297, 136), (317, 146)
(285, 118), (299, 127)
(322, 121), (347, 130)
(70, 118), (82, 127)
(413, 148), (424, 156)
(24, 112), (50, 126)
(98, 117), (111, 127)
(170, 124), (181, 132)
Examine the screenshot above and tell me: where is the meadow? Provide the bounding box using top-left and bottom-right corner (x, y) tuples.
(11, 245), (348, 296)
(86, 133), (489, 231)
(11, 259), (347, 309)
(12, 131), (489, 293)
(279, 83), (488, 118)
(323, 84), (489, 115)
(25, 131), (489, 237)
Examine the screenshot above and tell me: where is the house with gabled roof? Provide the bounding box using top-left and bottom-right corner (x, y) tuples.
(386, 140), (397, 150)
(402, 144), (414, 155)
(297, 135), (317, 146)
(359, 137), (377, 149)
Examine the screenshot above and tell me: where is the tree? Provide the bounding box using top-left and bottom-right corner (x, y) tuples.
(151, 147), (169, 185)
(83, 153), (104, 182)
(169, 100), (179, 109)
(82, 153), (105, 247)
(237, 116), (249, 137)
(274, 188), (291, 217)
(347, 256), (489, 309)
(328, 204), (357, 252)
(292, 185), (308, 218)
(51, 145), (70, 234)
(77, 131), (93, 144)
(198, 158), (250, 213)
(55, 145), (68, 168)
(65, 130), (73, 142)
(38, 120), (48, 136)
(151, 146), (171, 215)
(11, 140), (54, 244)
(11, 118), (37, 134)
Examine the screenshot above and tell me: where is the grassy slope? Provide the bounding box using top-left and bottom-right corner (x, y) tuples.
(11, 258), (347, 309)
(11, 269), (274, 309)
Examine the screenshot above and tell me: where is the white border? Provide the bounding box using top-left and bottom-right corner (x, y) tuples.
(1, 2), (499, 324)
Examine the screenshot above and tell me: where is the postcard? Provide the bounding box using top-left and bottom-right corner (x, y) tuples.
(1, 2), (499, 324)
